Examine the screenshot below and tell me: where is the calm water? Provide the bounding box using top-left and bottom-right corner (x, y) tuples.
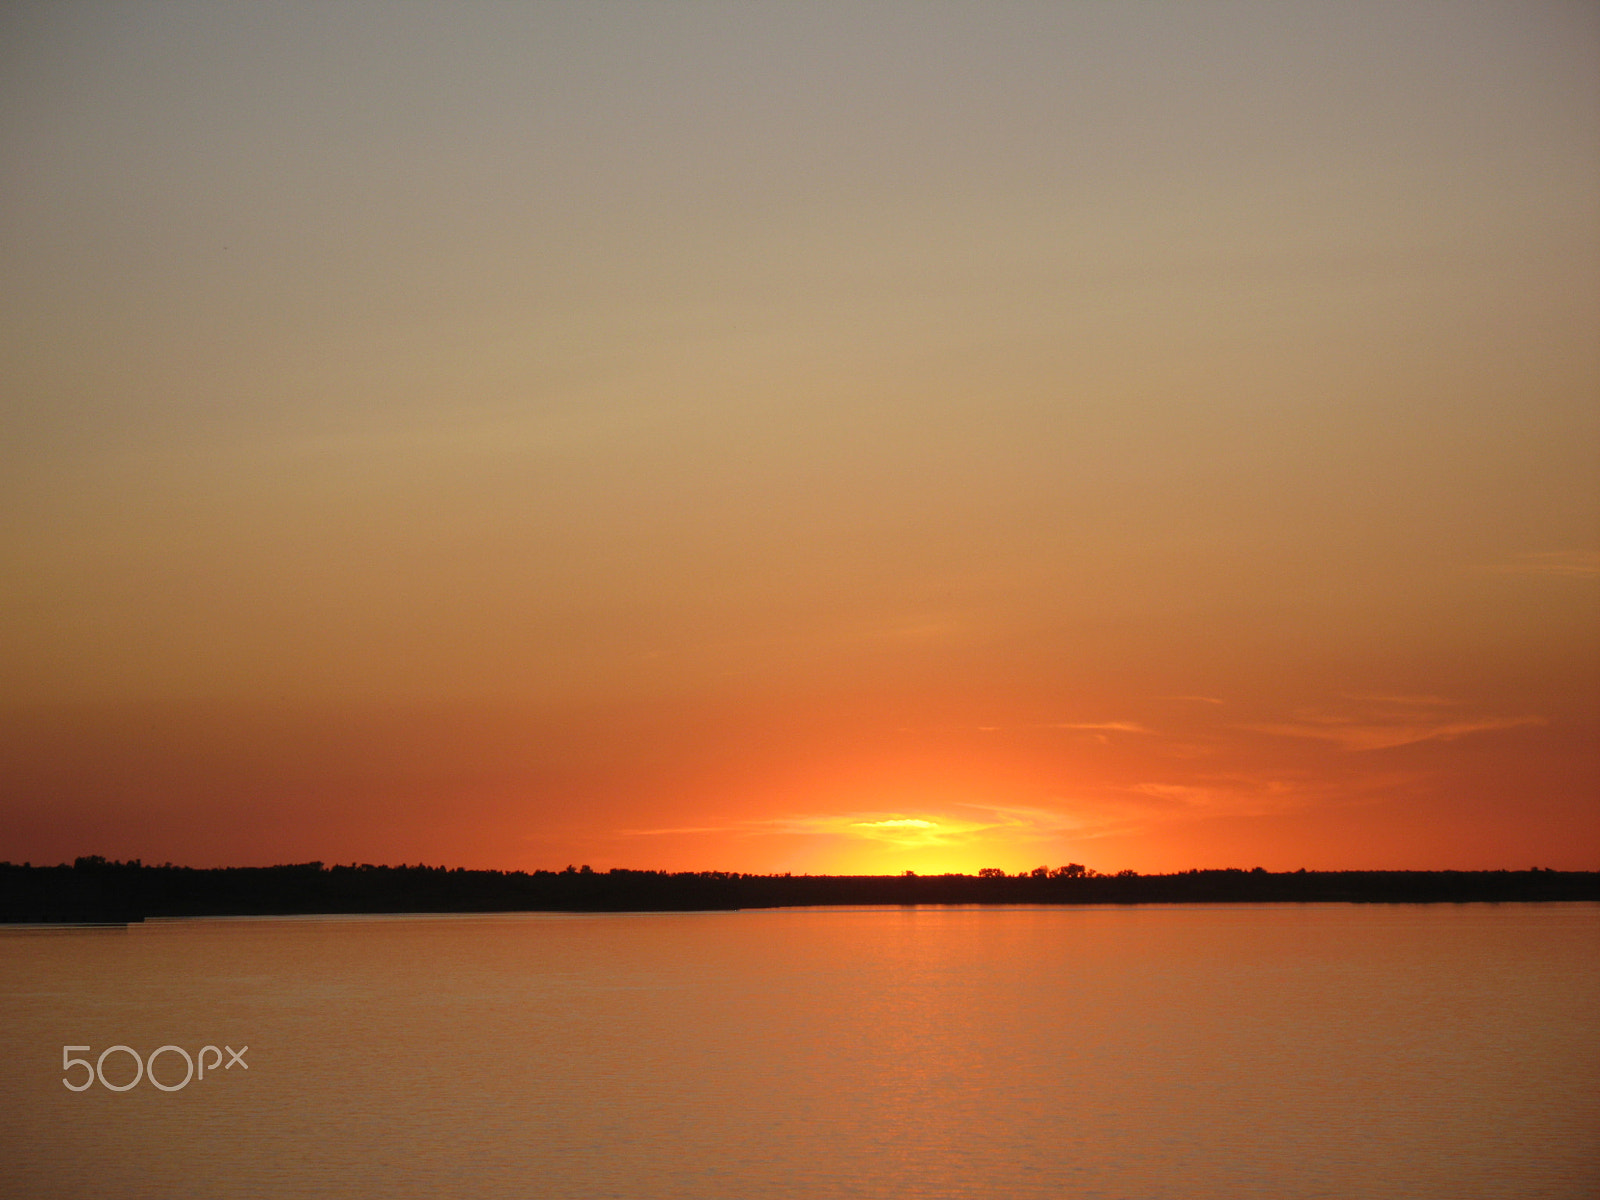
(1, 904), (1595, 1199)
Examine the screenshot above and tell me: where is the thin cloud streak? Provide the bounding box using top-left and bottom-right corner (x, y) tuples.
(1122, 769), (1426, 819)
(1036, 721), (1154, 734)
(952, 801), (1095, 834)
(1338, 693), (1460, 707)
(1245, 716), (1547, 752)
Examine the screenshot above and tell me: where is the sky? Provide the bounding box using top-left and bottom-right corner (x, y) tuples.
(2, 1), (1596, 874)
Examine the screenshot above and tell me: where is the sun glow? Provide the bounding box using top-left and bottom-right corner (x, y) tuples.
(817, 812), (1046, 876)
(852, 818), (936, 835)
(847, 816), (985, 849)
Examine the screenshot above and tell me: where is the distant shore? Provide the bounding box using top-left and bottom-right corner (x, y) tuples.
(2, 859), (1596, 923)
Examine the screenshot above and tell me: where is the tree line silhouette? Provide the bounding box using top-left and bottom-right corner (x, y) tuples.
(1, 857), (1594, 923)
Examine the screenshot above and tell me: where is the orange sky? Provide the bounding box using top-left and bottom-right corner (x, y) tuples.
(2, 2), (1596, 873)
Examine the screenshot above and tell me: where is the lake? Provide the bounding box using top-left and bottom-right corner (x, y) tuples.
(2, 903), (1596, 1198)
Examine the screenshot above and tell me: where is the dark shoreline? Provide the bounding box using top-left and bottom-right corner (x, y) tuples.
(2, 859), (1595, 923)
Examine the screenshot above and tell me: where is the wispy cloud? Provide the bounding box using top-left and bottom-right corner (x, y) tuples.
(1480, 550), (1600, 579)
(1127, 778), (1301, 814)
(1338, 693), (1459, 708)
(1245, 715), (1546, 752)
(1123, 769), (1422, 818)
(952, 801), (1095, 834)
(957, 720), (1154, 738)
(1035, 721), (1153, 734)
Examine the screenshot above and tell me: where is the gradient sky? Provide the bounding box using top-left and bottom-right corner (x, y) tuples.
(3, 1), (1596, 874)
